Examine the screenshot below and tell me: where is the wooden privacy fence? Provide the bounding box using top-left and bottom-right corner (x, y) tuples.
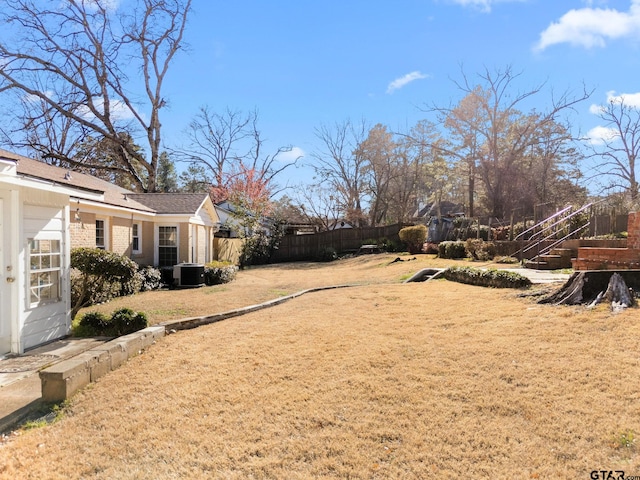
(272, 224), (409, 262)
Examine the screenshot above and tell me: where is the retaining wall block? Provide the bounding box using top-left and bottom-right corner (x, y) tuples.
(40, 357), (92, 402)
(94, 341), (128, 370)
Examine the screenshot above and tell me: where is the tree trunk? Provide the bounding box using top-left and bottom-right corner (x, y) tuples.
(540, 271), (636, 310)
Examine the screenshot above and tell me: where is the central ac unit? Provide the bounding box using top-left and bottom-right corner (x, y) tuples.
(173, 263), (205, 288)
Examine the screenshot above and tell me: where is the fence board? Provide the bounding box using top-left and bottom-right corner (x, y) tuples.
(272, 224), (408, 262)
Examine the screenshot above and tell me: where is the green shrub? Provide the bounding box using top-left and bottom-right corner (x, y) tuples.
(204, 261), (238, 285)
(74, 308), (148, 337)
(438, 241), (467, 259)
(379, 237), (402, 253)
(399, 225), (427, 254)
(316, 246), (338, 262)
(465, 239), (496, 261)
(74, 311), (110, 337)
(239, 219), (286, 268)
(70, 269), (120, 311)
(443, 266), (531, 289)
(110, 308), (149, 336)
(70, 248), (139, 319)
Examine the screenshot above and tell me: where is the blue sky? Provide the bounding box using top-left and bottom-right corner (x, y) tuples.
(159, 0), (640, 189)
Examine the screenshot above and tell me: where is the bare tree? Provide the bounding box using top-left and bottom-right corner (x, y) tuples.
(311, 120), (369, 227)
(294, 184), (342, 232)
(174, 106), (300, 201)
(0, 0), (191, 192)
(588, 96), (640, 204)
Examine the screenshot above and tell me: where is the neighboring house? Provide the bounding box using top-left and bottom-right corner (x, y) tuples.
(214, 201), (242, 239)
(413, 201), (465, 219)
(329, 220), (353, 230)
(0, 148), (221, 355)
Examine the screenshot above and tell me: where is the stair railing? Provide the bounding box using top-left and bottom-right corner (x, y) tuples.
(513, 205), (573, 241)
(513, 203), (593, 263)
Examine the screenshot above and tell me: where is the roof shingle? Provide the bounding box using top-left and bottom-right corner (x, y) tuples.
(127, 193), (209, 214)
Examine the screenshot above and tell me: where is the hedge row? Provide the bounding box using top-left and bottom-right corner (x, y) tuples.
(443, 266), (532, 289)
(437, 240), (498, 260)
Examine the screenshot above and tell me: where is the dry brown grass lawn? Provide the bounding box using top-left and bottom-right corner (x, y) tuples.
(2, 254), (640, 479)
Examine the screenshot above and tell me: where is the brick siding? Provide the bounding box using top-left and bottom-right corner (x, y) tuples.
(70, 213), (97, 248)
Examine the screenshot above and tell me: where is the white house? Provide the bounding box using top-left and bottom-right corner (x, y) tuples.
(0, 155), (105, 356)
(0, 148), (223, 355)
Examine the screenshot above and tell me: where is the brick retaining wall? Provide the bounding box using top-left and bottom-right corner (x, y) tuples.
(573, 212), (640, 270)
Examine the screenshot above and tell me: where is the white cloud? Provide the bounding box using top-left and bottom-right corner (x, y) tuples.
(275, 146), (305, 163)
(534, 0), (640, 51)
(386, 71), (430, 94)
(22, 90), (55, 104)
(447, 0), (525, 13)
(586, 125), (619, 145)
(589, 90), (640, 115)
(80, 0), (121, 12)
(605, 89), (640, 108)
(76, 97), (137, 122)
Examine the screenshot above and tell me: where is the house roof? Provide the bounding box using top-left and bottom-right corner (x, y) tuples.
(415, 201), (465, 218)
(0, 149), (217, 219)
(0, 149), (155, 213)
(127, 193), (209, 214)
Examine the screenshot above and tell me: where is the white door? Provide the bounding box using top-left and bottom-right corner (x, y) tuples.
(0, 197), (11, 355)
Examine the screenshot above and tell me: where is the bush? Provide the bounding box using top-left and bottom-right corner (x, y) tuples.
(74, 308), (148, 337)
(70, 248), (139, 319)
(138, 266), (163, 291)
(438, 241), (466, 259)
(70, 268), (120, 311)
(443, 266), (532, 289)
(110, 308), (149, 336)
(465, 239), (496, 261)
(74, 311), (110, 337)
(399, 225), (427, 254)
(423, 242), (439, 254)
(379, 237), (402, 253)
(204, 261), (238, 285)
(239, 219), (286, 268)
(316, 246), (338, 262)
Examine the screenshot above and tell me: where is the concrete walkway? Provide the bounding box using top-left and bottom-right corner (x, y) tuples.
(0, 337), (107, 433)
(499, 267), (571, 284)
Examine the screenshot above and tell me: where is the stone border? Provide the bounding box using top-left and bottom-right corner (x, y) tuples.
(39, 326), (165, 402)
(159, 284), (357, 331)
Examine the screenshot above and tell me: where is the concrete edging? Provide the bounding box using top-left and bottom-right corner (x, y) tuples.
(39, 326), (165, 402)
(160, 284), (358, 331)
